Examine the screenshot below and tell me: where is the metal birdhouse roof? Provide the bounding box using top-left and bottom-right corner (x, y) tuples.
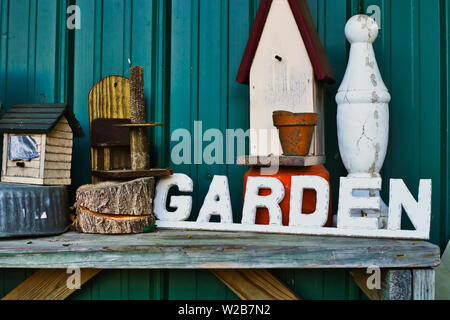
(236, 0), (335, 85)
(0, 104), (84, 137)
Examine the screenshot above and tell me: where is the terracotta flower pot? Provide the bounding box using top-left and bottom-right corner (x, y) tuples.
(273, 111), (318, 156)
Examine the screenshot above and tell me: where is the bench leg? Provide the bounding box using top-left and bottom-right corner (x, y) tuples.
(382, 270), (412, 300)
(2, 269), (101, 300)
(412, 269), (435, 300)
(351, 268), (435, 300)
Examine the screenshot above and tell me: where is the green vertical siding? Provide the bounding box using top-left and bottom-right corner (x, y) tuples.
(0, 0), (69, 106)
(0, 0), (69, 296)
(442, 0), (450, 251)
(0, 0), (448, 300)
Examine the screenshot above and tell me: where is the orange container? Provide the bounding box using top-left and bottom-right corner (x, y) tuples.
(243, 165), (332, 227)
(272, 111), (318, 156)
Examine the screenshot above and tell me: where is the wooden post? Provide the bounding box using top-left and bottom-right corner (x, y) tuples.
(412, 269), (435, 300)
(129, 66), (149, 170)
(351, 269), (435, 300)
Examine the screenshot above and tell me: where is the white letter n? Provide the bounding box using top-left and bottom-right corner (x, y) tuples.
(388, 179), (432, 236)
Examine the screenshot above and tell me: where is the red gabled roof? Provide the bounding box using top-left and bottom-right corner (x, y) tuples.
(236, 0), (335, 85)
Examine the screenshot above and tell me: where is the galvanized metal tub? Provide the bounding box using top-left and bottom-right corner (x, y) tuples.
(0, 183), (69, 238)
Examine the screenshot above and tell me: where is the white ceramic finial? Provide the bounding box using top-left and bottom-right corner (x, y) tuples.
(345, 15), (379, 44)
(336, 14), (391, 228)
(336, 15), (390, 104)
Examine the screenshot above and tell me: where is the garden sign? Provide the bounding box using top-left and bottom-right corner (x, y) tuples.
(154, 173), (432, 240)
(154, 13), (432, 241)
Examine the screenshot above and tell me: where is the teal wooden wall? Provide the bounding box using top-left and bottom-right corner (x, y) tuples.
(0, 0), (448, 300)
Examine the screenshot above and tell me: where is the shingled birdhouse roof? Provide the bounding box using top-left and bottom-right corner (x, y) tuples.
(236, 0), (335, 85)
(0, 104), (84, 137)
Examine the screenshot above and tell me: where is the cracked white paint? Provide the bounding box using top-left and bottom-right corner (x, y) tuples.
(336, 15), (390, 178)
(336, 15), (390, 224)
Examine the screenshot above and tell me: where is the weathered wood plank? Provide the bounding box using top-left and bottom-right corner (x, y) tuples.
(45, 145), (72, 155)
(48, 131), (73, 140)
(1, 176), (44, 185)
(412, 269), (435, 300)
(43, 178), (71, 185)
(44, 161), (71, 170)
(45, 153), (71, 162)
(89, 76), (131, 183)
(0, 230), (439, 269)
(46, 137), (73, 148)
(2, 134), (9, 176)
(7, 159), (41, 168)
(212, 269), (299, 300)
(91, 169), (173, 179)
(43, 169), (71, 179)
(52, 122), (72, 133)
(39, 135), (46, 179)
(5, 167), (40, 178)
(2, 269), (101, 300)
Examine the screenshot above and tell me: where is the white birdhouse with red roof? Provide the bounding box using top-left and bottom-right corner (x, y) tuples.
(237, 0), (334, 162)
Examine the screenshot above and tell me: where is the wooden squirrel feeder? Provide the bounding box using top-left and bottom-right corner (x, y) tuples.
(73, 66), (170, 235)
(89, 66), (172, 182)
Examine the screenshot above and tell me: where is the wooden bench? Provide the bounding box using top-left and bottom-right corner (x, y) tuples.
(0, 230), (440, 300)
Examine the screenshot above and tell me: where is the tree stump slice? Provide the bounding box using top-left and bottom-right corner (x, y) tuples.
(76, 177), (155, 216)
(72, 207), (154, 235)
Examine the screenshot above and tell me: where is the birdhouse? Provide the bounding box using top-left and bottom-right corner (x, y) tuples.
(0, 104), (84, 185)
(236, 0), (335, 159)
